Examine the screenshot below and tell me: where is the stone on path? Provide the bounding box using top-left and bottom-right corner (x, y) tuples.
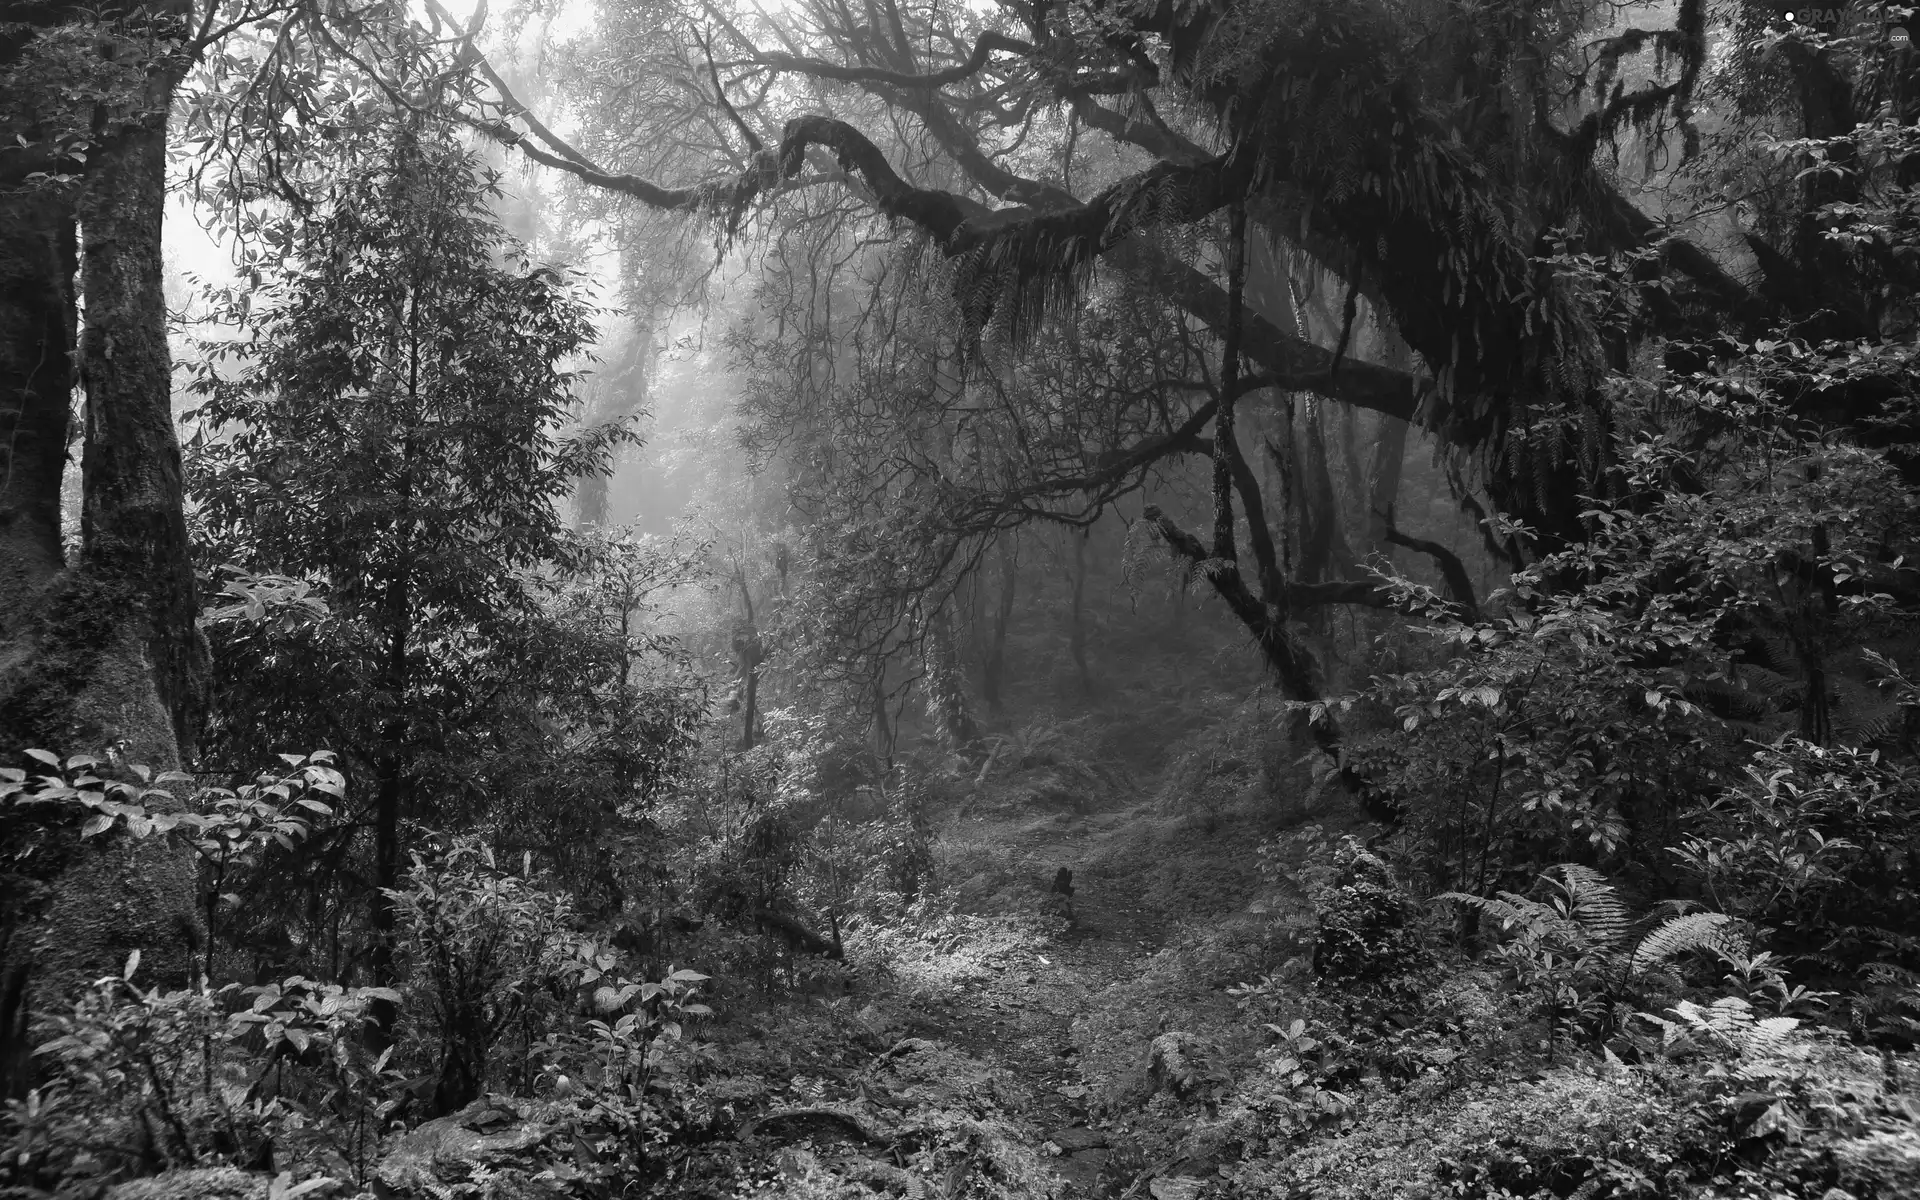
(1048, 1126), (1107, 1153)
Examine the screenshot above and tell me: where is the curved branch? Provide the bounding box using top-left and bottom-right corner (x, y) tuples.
(755, 30), (1035, 89)
(1141, 505), (1335, 757)
(464, 113), (709, 209)
(771, 113), (980, 234)
(699, 26), (763, 155)
(1382, 513), (1480, 621)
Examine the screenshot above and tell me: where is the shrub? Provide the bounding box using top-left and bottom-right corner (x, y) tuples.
(1672, 738), (1920, 969)
(1310, 837), (1428, 988)
(2, 953), (396, 1191)
(385, 835), (575, 1117)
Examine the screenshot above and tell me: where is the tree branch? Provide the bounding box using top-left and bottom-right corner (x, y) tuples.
(1383, 511), (1480, 621)
(698, 25), (763, 155)
(754, 30), (1035, 89)
(1142, 502), (1338, 758)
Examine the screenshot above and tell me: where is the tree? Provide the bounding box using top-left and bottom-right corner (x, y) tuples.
(1, 0), (211, 1097)
(186, 119), (635, 1017)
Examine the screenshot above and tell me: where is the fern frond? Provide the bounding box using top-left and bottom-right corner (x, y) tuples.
(1667, 996), (1798, 1056)
(1632, 912), (1743, 976)
(1831, 673), (1902, 745)
(1434, 890), (1554, 933)
(1550, 864), (1633, 948)
(1864, 962), (1920, 991)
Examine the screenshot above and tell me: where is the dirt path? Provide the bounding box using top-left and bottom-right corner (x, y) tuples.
(893, 818), (1175, 1194)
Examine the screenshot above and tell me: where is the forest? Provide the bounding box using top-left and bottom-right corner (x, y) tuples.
(3, 0), (1920, 1195)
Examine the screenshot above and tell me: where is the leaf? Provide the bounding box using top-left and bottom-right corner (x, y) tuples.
(80, 814), (114, 838)
(25, 749), (60, 768)
(123, 950), (141, 981)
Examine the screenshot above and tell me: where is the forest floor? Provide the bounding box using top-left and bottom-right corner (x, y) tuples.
(759, 719), (1349, 1200)
(902, 809), (1174, 1195)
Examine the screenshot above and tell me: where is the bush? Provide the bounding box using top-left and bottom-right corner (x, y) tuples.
(1673, 738), (1920, 969)
(1310, 838), (1427, 988)
(2, 954), (396, 1191)
(385, 835), (575, 1117)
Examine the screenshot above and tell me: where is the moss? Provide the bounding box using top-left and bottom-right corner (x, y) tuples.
(1, 570), (202, 1095)
(105, 1167), (268, 1200)
(0, 570), (126, 759)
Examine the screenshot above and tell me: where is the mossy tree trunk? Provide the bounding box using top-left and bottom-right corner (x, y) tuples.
(0, 4), (206, 1099)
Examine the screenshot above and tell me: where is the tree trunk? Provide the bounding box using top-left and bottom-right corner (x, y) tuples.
(0, 185), (80, 1104)
(0, 20), (203, 1096)
(0, 194), (75, 602)
(367, 583), (411, 1045)
(981, 537), (1016, 710)
(78, 108), (207, 756)
(740, 652), (760, 751)
(1297, 400), (1356, 586)
(1067, 531), (1091, 695)
(924, 607), (981, 753)
(870, 663), (894, 767)
(1366, 415), (1410, 556)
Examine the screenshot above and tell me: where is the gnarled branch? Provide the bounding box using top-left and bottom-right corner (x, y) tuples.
(754, 30), (1035, 90)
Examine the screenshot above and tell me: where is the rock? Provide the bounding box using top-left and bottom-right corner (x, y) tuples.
(1048, 1126), (1107, 1153)
(1147, 1032), (1219, 1097)
(878, 1036), (937, 1060)
(1053, 1156), (1104, 1191)
(1149, 1178), (1204, 1200)
(1071, 1148), (1113, 1167)
(106, 1169), (271, 1200)
(375, 1096), (558, 1195)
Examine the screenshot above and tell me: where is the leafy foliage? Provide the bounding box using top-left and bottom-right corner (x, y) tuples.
(1438, 864), (1753, 1053)
(1672, 738), (1920, 967)
(1309, 837), (1428, 988)
(385, 837), (576, 1117)
(180, 118), (702, 983)
(5, 952), (398, 1191)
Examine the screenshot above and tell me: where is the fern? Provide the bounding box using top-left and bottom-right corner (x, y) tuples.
(1434, 889), (1568, 939)
(1437, 863), (1634, 949)
(1654, 996), (1799, 1057)
(1854, 963), (1920, 1044)
(1631, 912), (1743, 977)
(1830, 673), (1902, 745)
(1548, 864), (1633, 948)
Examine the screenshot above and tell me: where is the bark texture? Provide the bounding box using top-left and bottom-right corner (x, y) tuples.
(0, 7), (204, 1098)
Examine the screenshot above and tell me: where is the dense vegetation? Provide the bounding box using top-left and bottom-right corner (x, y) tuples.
(2, 0), (1919, 1197)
